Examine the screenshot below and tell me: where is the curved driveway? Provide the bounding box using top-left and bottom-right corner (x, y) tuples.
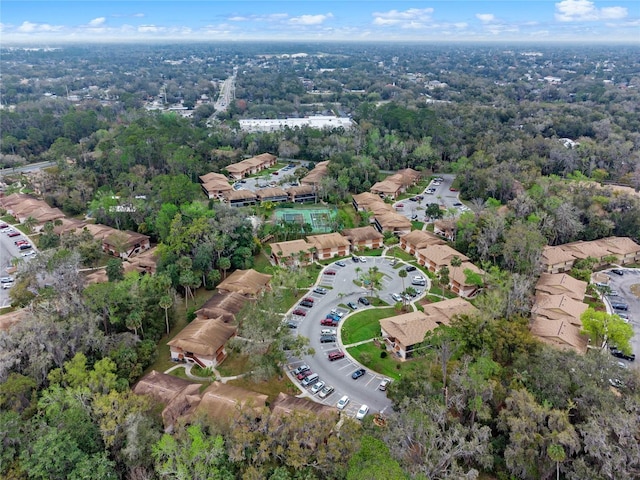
(286, 255), (424, 418)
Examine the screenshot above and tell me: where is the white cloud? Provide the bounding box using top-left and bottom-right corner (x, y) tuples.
(138, 25), (159, 33)
(17, 21), (62, 33)
(555, 0), (627, 22)
(476, 13), (495, 23)
(133, 13), (145, 18)
(289, 13), (333, 25)
(88, 17), (106, 27)
(229, 13), (289, 22)
(372, 8), (434, 26)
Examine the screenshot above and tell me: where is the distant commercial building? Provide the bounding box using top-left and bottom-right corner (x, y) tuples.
(239, 116), (354, 133)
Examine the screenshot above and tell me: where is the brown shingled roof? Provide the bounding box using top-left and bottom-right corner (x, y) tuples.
(217, 269), (272, 296)
(222, 190), (258, 201)
(536, 273), (587, 301)
(380, 310), (438, 347)
(270, 392), (338, 418)
(594, 236), (640, 256)
(541, 246), (576, 267)
(191, 381), (268, 423)
(401, 230), (446, 249)
(532, 294), (588, 326)
(341, 226), (384, 243)
(269, 239), (313, 258)
(196, 292), (247, 322)
(530, 317), (589, 354)
(167, 317), (237, 357)
(255, 187), (287, 200)
(418, 244), (468, 267)
(306, 232), (351, 250)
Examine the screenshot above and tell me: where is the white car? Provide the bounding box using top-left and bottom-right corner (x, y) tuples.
(336, 395), (350, 410)
(321, 329), (337, 336)
(310, 381), (325, 394)
(330, 309), (344, 318)
(356, 404), (369, 420)
(391, 293), (403, 302)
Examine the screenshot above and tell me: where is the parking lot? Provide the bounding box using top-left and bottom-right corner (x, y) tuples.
(393, 173), (466, 222)
(0, 224), (37, 308)
(231, 163), (309, 193)
(603, 267), (640, 369)
(286, 256), (427, 419)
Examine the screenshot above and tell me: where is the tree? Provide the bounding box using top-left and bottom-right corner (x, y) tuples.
(501, 221), (546, 275)
(23, 215), (38, 234)
(159, 295), (173, 335)
(153, 424), (234, 480)
(547, 444), (565, 480)
(398, 269), (407, 301)
(580, 307), (633, 352)
(347, 435), (406, 480)
(437, 266), (450, 297)
(105, 258), (124, 282)
(218, 256), (231, 279)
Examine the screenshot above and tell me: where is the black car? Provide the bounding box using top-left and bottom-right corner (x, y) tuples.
(346, 302), (358, 310)
(299, 301), (314, 308)
(286, 321), (297, 329)
(611, 302), (629, 311)
(351, 256), (359, 263)
(351, 368), (366, 380)
(405, 265), (417, 272)
(358, 297), (370, 306)
(320, 335), (336, 343)
(611, 269), (624, 276)
(610, 347), (635, 361)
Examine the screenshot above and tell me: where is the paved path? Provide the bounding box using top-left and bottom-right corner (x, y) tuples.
(164, 363), (247, 383)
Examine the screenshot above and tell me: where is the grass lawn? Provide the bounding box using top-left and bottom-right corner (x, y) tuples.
(347, 342), (431, 381)
(428, 283), (458, 299)
(253, 251), (277, 274)
(411, 221), (424, 230)
(216, 350), (251, 377)
(341, 307), (396, 344)
(337, 203), (358, 229)
(359, 248), (383, 257)
(385, 247), (416, 263)
(1, 215), (17, 224)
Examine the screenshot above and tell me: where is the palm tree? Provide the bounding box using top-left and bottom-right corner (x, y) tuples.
(398, 269), (407, 308)
(450, 255), (462, 292)
(159, 295), (173, 335)
(23, 216), (37, 234)
(547, 444), (565, 480)
(438, 266), (450, 298)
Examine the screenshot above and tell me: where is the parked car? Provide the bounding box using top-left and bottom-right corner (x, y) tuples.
(335, 260), (346, 267)
(324, 270), (337, 275)
(411, 276), (426, 286)
(0, 277), (13, 284)
(321, 328), (336, 336)
(351, 368), (366, 380)
(329, 309), (344, 317)
(346, 302), (358, 310)
(19, 244), (31, 250)
(326, 313), (341, 322)
(610, 346), (636, 361)
(310, 381), (325, 394)
(405, 265), (417, 272)
(396, 203), (404, 208)
(7, 231), (20, 237)
(359, 256), (367, 263)
(453, 202), (463, 207)
(299, 301), (314, 308)
(302, 297), (315, 303)
(350, 255), (359, 263)
(293, 364), (310, 376)
(328, 350), (345, 361)
(14, 240), (28, 246)
(313, 287), (328, 294)
(320, 334), (336, 343)
(336, 395), (350, 410)
(301, 373), (319, 387)
(292, 309), (307, 316)
(611, 269), (624, 276)
(391, 293), (403, 302)
(611, 302), (629, 311)
(297, 370), (313, 381)
(378, 379), (390, 391)
(2, 282), (14, 289)
(319, 385), (335, 398)
(286, 321), (297, 329)
(321, 318), (338, 327)
(0, 223), (8, 228)
(356, 404), (369, 420)
(358, 297), (370, 306)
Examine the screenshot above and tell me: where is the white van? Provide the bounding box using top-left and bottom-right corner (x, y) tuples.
(321, 329), (337, 336)
(301, 373), (319, 387)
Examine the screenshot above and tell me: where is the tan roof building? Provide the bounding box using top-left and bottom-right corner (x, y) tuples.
(535, 273), (587, 301)
(286, 185), (317, 203)
(53, 217), (86, 235)
(530, 318), (589, 354)
(255, 187), (288, 203)
(541, 246), (577, 273)
(366, 202), (395, 217)
(221, 189), (258, 207)
(301, 161), (330, 186)
(373, 212), (412, 235)
(133, 370), (201, 429)
(370, 179), (403, 199)
(352, 192), (386, 212)
(400, 230), (446, 254)
(417, 244), (468, 272)
(381, 297), (476, 359)
(594, 236), (640, 264)
(225, 153), (277, 179)
(0, 193), (65, 228)
(561, 241), (611, 262)
(81, 223), (151, 259)
(532, 294), (588, 327)
(449, 261), (485, 298)
(124, 246), (159, 275)
(217, 269), (272, 297)
(386, 168), (422, 188)
(168, 317), (237, 368)
(196, 292), (247, 323)
(199, 172), (232, 199)
(341, 226), (384, 251)
(190, 382), (268, 425)
(433, 219), (456, 241)
(306, 232), (351, 260)
(269, 238), (314, 266)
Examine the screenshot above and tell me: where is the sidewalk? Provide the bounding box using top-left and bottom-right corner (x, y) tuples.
(164, 363), (247, 384)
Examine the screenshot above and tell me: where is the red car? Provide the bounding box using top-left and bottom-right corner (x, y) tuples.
(396, 203), (404, 208)
(296, 370), (313, 380)
(7, 231), (20, 237)
(328, 350), (345, 361)
(449, 187), (459, 191)
(302, 297), (314, 303)
(321, 318), (338, 326)
(0, 223), (8, 229)
(292, 309), (307, 316)
(324, 270), (336, 275)
(15, 240), (28, 246)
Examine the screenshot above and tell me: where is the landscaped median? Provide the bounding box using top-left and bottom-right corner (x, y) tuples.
(340, 307), (396, 345)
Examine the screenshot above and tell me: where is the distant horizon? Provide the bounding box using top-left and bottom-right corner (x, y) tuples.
(2, 1), (639, 44)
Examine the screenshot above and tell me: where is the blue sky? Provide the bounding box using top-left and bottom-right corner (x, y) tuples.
(1, 1), (639, 44)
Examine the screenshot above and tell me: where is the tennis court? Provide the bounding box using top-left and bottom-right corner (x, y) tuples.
(274, 207), (336, 233)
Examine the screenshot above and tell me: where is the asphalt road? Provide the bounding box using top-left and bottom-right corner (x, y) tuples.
(285, 255), (429, 419)
(603, 267), (640, 369)
(393, 173), (466, 222)
(232, 163), (307, 193)
(0, 226), (37, 307)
